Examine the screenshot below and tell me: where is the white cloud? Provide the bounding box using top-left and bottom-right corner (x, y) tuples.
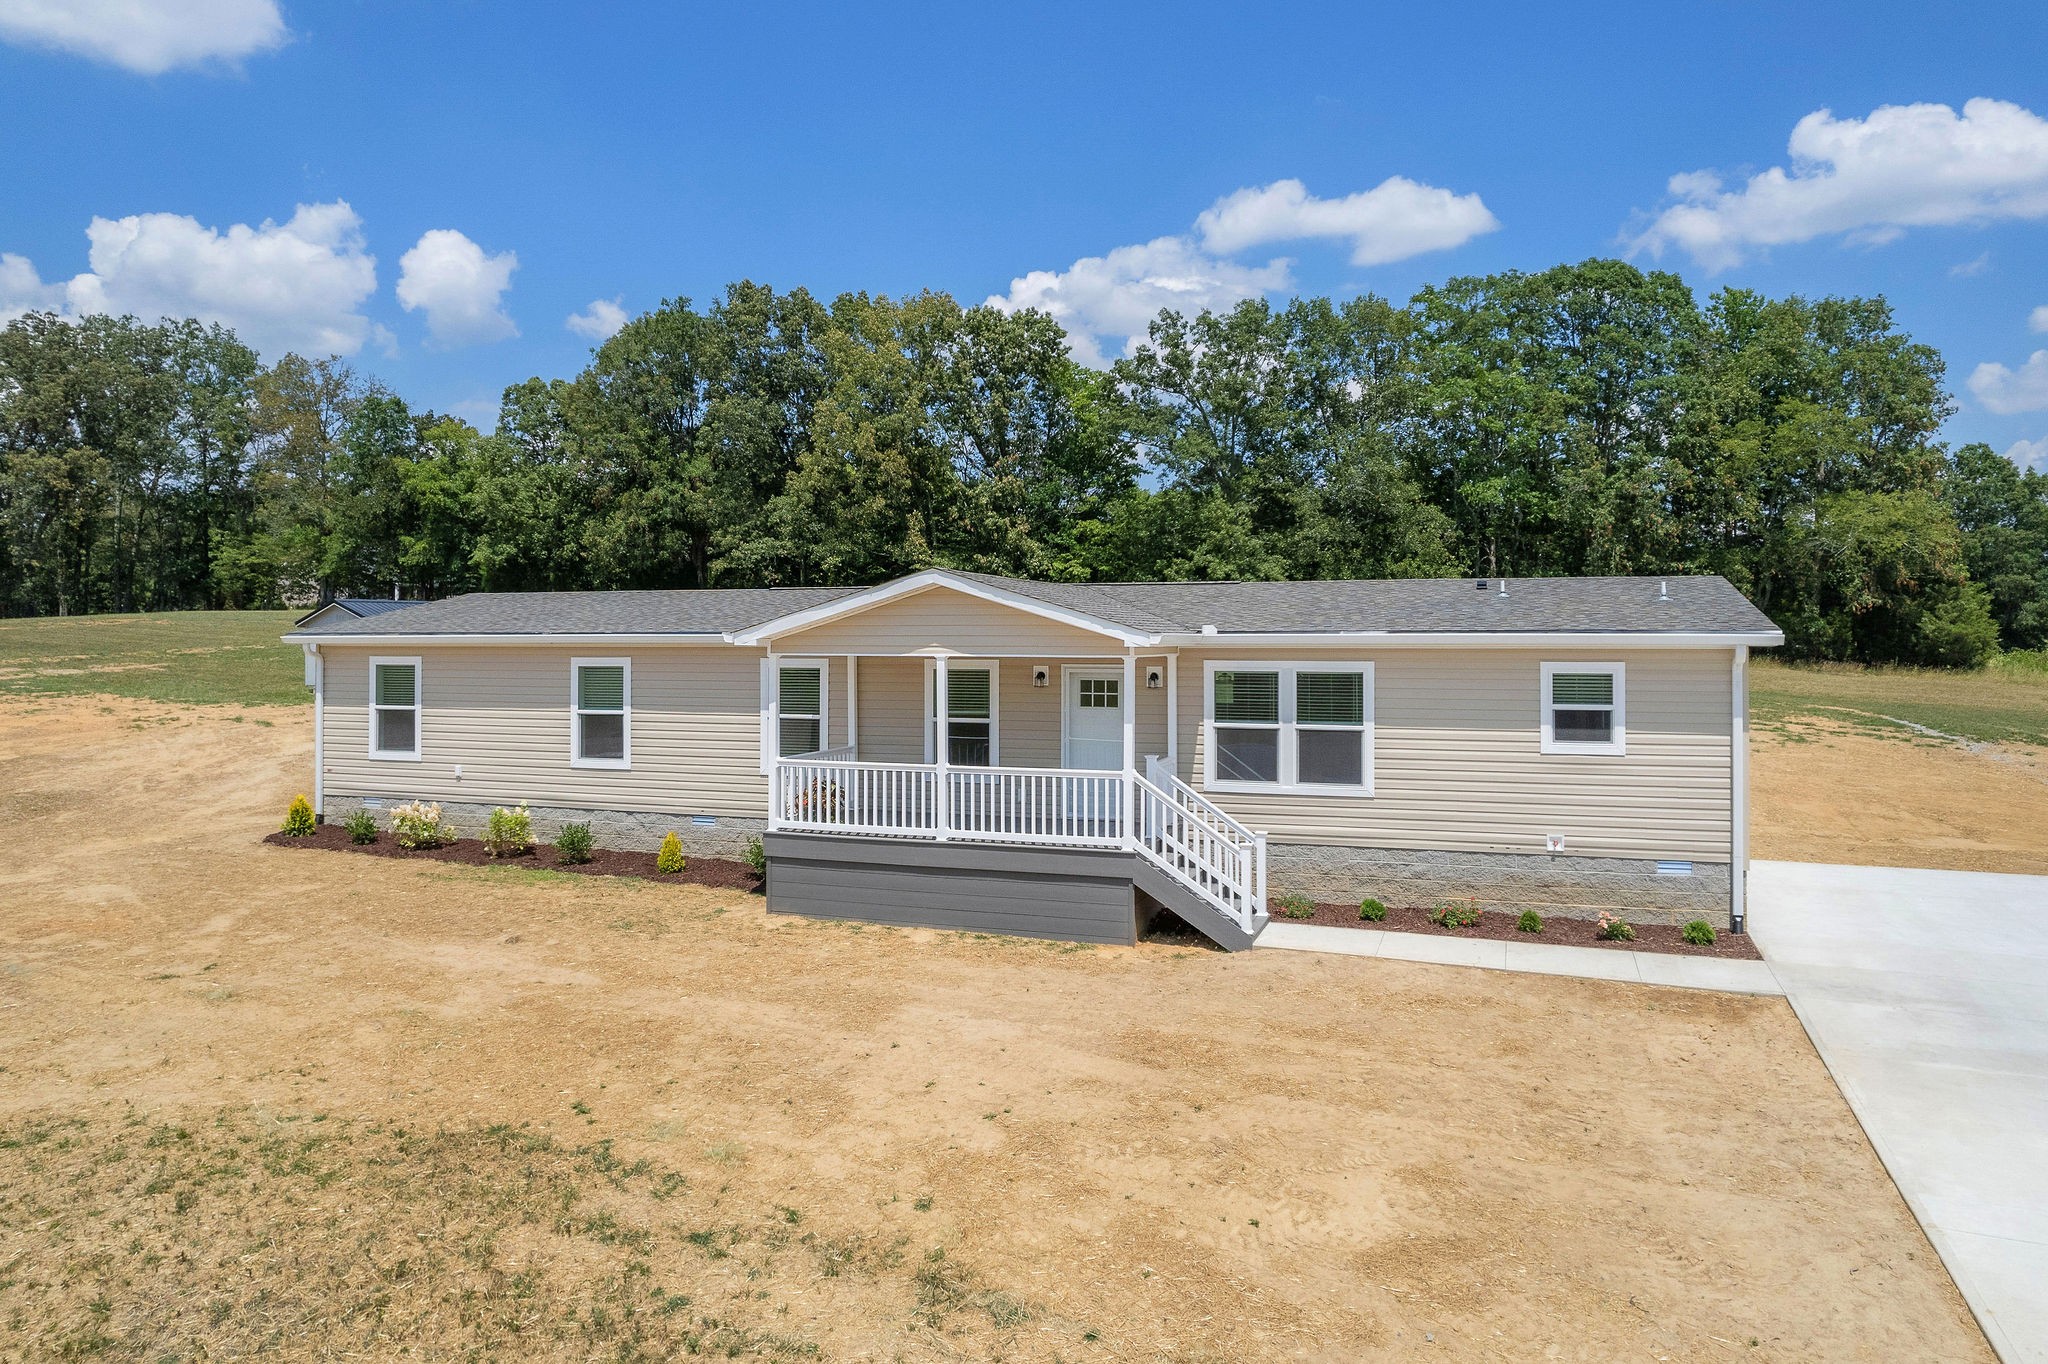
(566, 296), (629, 342)
(987, 236), (1291, 366)
(3, 201), (378, 356)
(989, 174), (1493, 364)
(2006, 436), (2048, 473)
(1632, 98), (2048, 270)
(0, 0), (285, 74)
(396, 229), (518, 348)
(0, 251), (66, 323)
(1968, 351), (2048, 415)
(2031, 305), (2048, 333)
(1949, 251), (1991, 278)
(1194, 176), (1499, 266)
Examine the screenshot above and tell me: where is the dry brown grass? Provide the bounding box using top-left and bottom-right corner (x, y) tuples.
(0, 697), (1994, 1362)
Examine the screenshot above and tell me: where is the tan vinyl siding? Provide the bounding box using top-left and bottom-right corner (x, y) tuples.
(321, 645), (772, 817)
(856, 657), (927, 761)
(772, 585), (1128, 657)
(1180, 647), (1734, 862)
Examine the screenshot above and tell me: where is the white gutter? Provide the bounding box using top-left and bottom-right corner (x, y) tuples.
(280, 632), (740, 647)
(1154, 630), (1786, 650)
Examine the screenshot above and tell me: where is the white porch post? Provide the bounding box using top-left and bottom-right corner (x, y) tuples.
(934, 654), (952, 841)
(1122, 649), (1137, 843)
(845, 654), (858, 754)
(1164, 652), (1178, 777)
(764, 651), (781, 829)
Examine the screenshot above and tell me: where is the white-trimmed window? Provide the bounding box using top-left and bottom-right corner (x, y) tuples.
(927, 661), (999, 766)
(1540, 662), (1625, 755)
(368, 657), (422, 760)
(572, 658), (631, 768)
(1204, 662), (1372, 794)
(777, 659), (828, 757)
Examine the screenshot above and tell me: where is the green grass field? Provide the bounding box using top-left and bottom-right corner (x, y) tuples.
(0, 610), (307, 706)
(1752, 652), (2048, 748)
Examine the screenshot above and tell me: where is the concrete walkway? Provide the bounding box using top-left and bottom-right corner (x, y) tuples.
(1254, 919), (1784, 995)
(1752, 860), (2048, 1364)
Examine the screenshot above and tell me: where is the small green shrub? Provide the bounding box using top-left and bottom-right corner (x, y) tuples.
(342, 809), (378, 845)
(1516, 909), (1544, 934)
(1357, 897), (1387, 922)
(656, 831), (686, 874)
(483, 802), (535, 858)
(1429, 897), (1481, 930)
(1681, 919), (1717, 946)
(1596, 911), (1636, 942)
(281, 794), (315, 837)
(390, 799), (451, 850)
(742, 836), (767, 876)
(1272, 892), (1316, 920)
(555, 822), (593, 865)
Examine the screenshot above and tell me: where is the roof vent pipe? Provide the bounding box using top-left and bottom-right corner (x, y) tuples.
(1498, 577), (1508, 598)
(1658, 580), (1671, 602)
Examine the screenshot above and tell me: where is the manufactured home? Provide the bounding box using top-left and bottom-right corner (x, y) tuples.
(283, 570), (1783, 951)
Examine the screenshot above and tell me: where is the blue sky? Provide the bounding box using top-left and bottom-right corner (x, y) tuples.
(2, 0), (2046, 467)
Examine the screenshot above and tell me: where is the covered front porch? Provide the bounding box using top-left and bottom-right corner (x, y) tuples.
(738, 575), (1269, 944)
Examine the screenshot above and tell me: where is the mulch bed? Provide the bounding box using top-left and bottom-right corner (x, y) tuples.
(264, 824), (763, 892)
(1268, 896), (1763, 959)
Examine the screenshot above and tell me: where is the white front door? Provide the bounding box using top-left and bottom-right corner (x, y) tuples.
(1064, 669), (1124, 770)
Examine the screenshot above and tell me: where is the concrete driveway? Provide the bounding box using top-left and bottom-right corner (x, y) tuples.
(1751, 861), (2048, 1364)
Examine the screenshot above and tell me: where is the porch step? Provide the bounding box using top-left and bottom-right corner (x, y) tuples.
(1131, 857), (1268, 952)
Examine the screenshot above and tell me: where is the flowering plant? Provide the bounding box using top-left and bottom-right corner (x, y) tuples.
(1429, 897), (1481, 929)
(484, 803), (535, 857)
(1596, 910), (1636, 942)
(390, 799), (451, 850)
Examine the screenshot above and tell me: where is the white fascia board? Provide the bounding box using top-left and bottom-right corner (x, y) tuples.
(279, 632), (741, 647)
(1157, 630), (1785, 649)
(726, 569), (1159, 647)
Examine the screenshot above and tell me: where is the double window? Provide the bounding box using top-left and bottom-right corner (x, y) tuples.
(1205, 662), (1372, 794)
(930, 662), (996, 766)
(1540, 663), (1625, 755)
(572, 659), (631, 768)
(777, 661), (827, 756)
(368, 657), (421, 760)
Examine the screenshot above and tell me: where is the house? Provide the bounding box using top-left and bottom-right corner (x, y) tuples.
(281, 570), (1783, 951)
(293, 597), (430, 630)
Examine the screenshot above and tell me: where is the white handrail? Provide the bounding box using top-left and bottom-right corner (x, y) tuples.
(771, 756), (1267, 928)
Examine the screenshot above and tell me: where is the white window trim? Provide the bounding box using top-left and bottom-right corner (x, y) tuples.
(1202, 660), (1374, 796)
(367, 656), (422, 762)
(774, 656), (832, 759)
(570, 657), (633, 770)
(1540, 661), (1626, 756)
(923, 658), (1001, 766)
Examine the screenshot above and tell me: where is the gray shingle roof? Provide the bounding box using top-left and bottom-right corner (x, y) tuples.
(295, 587), (861, 639)
(289, 572), (1778, 640)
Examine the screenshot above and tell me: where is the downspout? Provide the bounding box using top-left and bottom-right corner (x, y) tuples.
(307, 644), (325, 821)
(1731, 645), (1749, 934)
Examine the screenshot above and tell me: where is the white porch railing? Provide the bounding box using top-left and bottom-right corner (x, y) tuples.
(769, 755), (1267, 933)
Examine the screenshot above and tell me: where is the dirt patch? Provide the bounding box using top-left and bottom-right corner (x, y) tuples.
(1270, 899), (1763, 958)
(1753, 716), (2048, 875)
(264, 822), (764, 891)
(0, 696), (1993, 1362)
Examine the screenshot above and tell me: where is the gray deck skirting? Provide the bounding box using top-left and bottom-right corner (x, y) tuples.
(763, 833), (1145, 945)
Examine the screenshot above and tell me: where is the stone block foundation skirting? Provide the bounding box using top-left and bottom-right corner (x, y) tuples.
(1266, 844), (1732, 927)
(321, 796), (766, 860)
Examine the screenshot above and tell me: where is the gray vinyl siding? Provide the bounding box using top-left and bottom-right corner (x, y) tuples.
(855, 657), (927, 762)
(1177, 647), (1734, 862)
(320, 644), (779, 818)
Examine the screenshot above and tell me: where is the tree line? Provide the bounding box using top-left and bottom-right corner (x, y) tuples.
(2, 259), (2045, 666)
